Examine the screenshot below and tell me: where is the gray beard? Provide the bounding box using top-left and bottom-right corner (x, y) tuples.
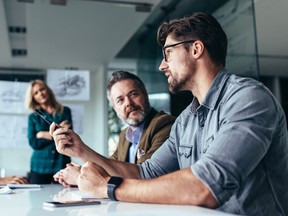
(125, 110), (146, 127)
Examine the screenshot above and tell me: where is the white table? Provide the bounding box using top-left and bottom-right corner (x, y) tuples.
(0, 184), (236, 216)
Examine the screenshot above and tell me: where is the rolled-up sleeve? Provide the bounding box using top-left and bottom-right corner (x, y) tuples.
(191, 83), (279, 205)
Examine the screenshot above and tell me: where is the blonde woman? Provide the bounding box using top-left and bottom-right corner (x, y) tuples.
(25, 80), (72, 184)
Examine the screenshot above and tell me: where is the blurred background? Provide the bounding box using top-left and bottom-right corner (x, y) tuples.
(0, 0), (287, 177)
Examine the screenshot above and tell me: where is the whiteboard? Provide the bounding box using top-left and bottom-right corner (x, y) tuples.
(0, 114), (29, 149)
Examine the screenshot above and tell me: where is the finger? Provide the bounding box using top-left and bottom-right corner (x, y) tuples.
(71, 161), (81, 167)
(14, 177), (27, 184)
(80, 161), (92, 173)
(52, 127), (69, 136)
(60, 120), (69, 126)
(53, 172), (60, 178)
(55, 134), (71, 144)
(78, 172), (84, 184)
(53, 175), (60, 181)
(15, 178), (23, 184)
(66, 163), (73, 167)
(49, 122), (57, 136)
(19, 178), (29, 184)
(56, 138), (73, 148)
(59, 178), (66, 185)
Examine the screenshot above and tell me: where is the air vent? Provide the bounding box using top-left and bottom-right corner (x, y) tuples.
(8, 26), (28, 57)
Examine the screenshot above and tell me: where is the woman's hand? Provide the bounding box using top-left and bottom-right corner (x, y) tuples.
(0, 176), (29, 185)
(36, 131), (53, 140)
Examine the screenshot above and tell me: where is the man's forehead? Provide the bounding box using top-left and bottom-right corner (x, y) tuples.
(110, 80), (139, 96)
(164, 35), (177, 46)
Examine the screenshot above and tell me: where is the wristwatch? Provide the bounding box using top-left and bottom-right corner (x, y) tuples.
(107, 176), (123, 201)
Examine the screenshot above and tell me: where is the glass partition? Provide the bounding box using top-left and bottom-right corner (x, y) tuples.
(214, 0), (259, 78)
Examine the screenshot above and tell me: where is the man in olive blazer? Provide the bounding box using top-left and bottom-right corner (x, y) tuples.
(110, 107), (175, 164)
(107, 71), (175, 164)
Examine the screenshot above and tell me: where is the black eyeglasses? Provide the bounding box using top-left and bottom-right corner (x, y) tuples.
(162, 40), (195, 62)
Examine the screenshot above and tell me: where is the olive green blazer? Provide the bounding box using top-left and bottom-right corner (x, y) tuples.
(110, 108), (175, 164)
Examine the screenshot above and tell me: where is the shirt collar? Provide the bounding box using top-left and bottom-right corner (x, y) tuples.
(125, 121), (145, 144)
(191, 67), (230, 113)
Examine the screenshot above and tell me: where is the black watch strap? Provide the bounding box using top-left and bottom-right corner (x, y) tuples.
(107, 176), (123, 201)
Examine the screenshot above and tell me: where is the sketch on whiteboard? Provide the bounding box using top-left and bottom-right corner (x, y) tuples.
(47, 70), (90, 101)
(1, 89), (23, 102)
(0, 80), (29, 114)
(55, 75), (86, 97)
(0, 114), (30, 149)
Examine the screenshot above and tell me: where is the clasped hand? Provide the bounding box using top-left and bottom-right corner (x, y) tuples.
(78, 161), (110, 198)
(54, 161), (110, 198)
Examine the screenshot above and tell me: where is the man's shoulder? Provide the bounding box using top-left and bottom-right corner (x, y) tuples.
(148, 109), (176, 128)
(152, 109), (175, 121)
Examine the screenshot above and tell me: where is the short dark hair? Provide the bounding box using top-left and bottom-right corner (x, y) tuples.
(157, 12), (228, 66)
(107, 70), (148, 101)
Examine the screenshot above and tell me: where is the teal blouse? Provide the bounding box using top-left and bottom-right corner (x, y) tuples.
(27, 106), (72, 174)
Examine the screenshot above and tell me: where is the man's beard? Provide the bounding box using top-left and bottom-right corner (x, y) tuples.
(168, 76), (188, 94)
(124, 101), (150, 127)
(125, 110), (147, 127)
(168, 61), (195, 94)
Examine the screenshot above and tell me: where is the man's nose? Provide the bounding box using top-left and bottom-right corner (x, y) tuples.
(124, 96), (134, 107)
(159, 58), (167, 72)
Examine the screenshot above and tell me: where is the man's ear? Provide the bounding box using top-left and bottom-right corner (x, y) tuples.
(192, 40), (204, 59)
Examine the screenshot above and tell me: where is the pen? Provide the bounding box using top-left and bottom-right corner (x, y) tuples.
(33, 109), (53, 125)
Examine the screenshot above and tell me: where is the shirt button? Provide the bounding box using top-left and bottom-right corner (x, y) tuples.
(52, 150), (55, 154)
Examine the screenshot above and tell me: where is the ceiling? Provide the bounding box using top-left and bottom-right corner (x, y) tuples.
(0, 0), (161, 70)
(0, 0), (287, 77)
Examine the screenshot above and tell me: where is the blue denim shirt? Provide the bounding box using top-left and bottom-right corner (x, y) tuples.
(139, 68), (288, 216)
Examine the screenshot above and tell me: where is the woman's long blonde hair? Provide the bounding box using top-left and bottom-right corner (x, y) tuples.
(25, 79), (63, 115)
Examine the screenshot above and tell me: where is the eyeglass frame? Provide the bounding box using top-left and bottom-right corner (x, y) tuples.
(162, 39), (195, 62)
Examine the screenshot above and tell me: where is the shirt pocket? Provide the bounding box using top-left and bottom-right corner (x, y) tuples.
(178, 145), (193, 168)
(203, 134), (214, 154)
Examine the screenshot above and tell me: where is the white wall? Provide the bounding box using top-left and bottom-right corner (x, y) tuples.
(79, 65), (108, 158)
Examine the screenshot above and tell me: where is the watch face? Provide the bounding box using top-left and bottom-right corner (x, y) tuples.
(108, 176), (123, 186)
